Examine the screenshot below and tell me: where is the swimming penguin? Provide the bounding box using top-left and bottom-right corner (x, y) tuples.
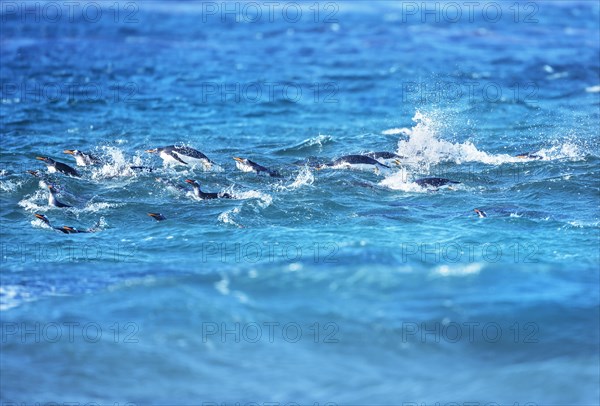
(145, 145), (216, 169)
(233, 157), (280, 177)
(34, 213), (98, 233)
(185, 179), (232, 200)
(415, 177), (460, 188)
(63, 149), (101, 166)
(46, 185), (72, 208)
(36, 156), (80, 177)
(317, 155), (391, 174)
(147, 212), (167, 221)
(364, 152), (404, 167)
(474, 208), (487, 218)
(515, 152), (543, 160)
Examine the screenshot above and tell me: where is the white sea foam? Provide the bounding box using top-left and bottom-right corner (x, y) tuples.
(224, 187), (273, 207)
(0, 285), (32, 311)
(381, 127), (411, 136)
(433, 263), (484, 277)
(377, 168), (423, 192)
(18, 190), (48, 212)
(585, 85), (600, 93)
(81, 202), (121, 213)
(215, 276), (230, 295)
(218, 207), (243, 228)
(0, 178), (24, 193)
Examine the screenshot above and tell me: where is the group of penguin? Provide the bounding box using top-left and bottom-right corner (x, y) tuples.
(28, 144), (544, 233)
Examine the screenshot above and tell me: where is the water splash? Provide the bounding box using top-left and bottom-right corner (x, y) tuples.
(378, 168), (424, 192)
(280, 165), (314, 190)
(396, 111), (520, 169)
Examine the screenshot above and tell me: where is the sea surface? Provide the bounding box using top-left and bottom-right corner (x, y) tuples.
(1, 1), (599, 404)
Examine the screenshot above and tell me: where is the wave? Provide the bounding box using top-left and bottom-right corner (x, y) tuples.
(217, 207), (243, 228)
(277, 134), (333, 154)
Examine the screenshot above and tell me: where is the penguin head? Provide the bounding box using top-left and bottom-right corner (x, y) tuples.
(34, 213), (50, 224)
(36, 156), (54, 164)
(147, 212), (166, 221)
(473, 208), (487, 218)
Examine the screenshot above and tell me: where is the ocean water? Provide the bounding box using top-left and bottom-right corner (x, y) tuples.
(1, 1), (599, 404)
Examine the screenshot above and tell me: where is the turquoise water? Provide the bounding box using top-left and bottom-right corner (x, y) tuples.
(1, 1), (599, 403)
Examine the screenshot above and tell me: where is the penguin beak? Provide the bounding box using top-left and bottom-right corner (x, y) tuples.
(185, 179), (194, 184)
(62, 226), (75, 232)
(34, 213), (45, 220)
(145, 149), (157, 153)
(35, 156), (46, 161)
(394, 159), (402, 166)
(147, 212), (165, 221)
(233, 157), (243, 162)
(63, 150), (75, 155)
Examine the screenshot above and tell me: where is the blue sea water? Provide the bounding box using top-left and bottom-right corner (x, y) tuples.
(1, 0), (599, 403)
